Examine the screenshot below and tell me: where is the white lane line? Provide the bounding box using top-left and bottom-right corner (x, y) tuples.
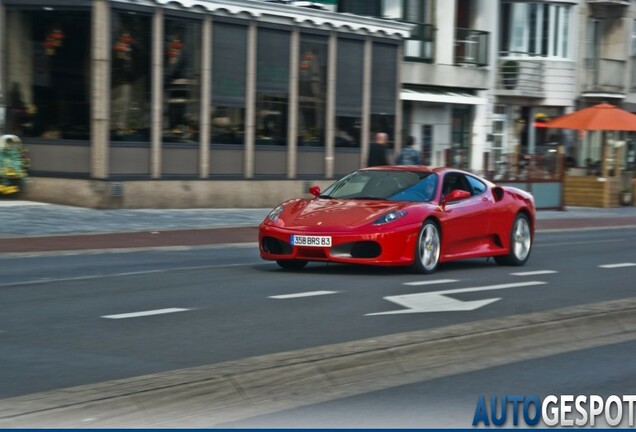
(403, 279), (459, 286)
(536, 239), (626, 247)
(2, 242), (260, 258)
(269, 290), (338, 299)
(102, 308), (191, 319)
(599, 263), (636, 269)
(510, 270), (558, 276)
(0, 263), (261, 288)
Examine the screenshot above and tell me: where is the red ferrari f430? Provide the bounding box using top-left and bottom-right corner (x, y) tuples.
(259, 166), (535, 274)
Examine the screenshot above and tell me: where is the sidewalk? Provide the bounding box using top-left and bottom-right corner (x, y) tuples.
(1, 200), (636, 253)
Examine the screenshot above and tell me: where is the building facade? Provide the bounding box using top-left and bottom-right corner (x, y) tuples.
(338, 0), (492, 171)
(2, 0), (636, 208)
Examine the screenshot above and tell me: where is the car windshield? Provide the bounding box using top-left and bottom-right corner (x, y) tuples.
(320, 170), (438, 202)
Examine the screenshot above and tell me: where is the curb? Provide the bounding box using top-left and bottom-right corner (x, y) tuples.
(0, 226), (259, 253)
(1, 296), (636, 427)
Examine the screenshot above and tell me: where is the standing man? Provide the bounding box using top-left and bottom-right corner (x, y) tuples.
(367, 132), (389, 166)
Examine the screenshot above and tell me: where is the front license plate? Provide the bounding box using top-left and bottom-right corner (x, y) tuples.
(291, 235), (332, 247)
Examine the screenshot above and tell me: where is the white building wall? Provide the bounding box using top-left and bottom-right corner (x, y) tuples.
(543, 61), (578, 106)
(472, 0), (499, 173)
(435, 0), (456, 66)
(410, 104), (451, 167)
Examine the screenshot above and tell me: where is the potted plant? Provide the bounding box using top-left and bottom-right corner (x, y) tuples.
(501, 60), (519, 90)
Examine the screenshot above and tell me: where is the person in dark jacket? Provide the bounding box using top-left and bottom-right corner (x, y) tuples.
(368, 132), (389, 166)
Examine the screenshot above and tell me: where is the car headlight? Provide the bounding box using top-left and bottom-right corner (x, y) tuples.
(373, 210), (407, 225)
(267, 205), (284, 222)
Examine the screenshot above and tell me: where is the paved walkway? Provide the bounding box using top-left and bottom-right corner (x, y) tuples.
(1, 200), (636, 253)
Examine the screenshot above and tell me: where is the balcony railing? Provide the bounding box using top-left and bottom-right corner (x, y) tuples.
(495, 59), (544, 97)
(455, 28), (489, 67)
(403, 23), (435, 62)
(584, 58), (626, 93)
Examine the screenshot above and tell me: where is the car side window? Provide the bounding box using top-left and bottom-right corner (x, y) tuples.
(467, 175), (487, 196)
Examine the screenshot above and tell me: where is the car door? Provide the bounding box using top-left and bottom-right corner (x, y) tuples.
(439, 172), (493, 257)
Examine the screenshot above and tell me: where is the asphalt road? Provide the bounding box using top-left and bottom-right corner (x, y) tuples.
(0, 228), (635, 399)
(223, 339), (636, 428)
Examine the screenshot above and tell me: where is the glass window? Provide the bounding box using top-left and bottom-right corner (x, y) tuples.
(451, 107), (471, 170)
(211, 22), (247, 145)
(631, 20), (636, 89)
(467, 175), (487, 195)
(371, 43), (397, 115)
(5, 9), (91, 140)
(421, 124), (433, 165)
(255, 28), (290, 146)
(298, 34), (327, 147)
(163, 18), (201, 143)
(501, 1), (571, 59)
(111, 10), (152, 141)
(403, 0), (433, 61)
(371, 43), (397, 146)
(338, 0), (381, 17)
(491, 119), (506, 179)
(382, 0), (402, 19)
(335, 38), (363, 148)
(321, 169), (437, 202)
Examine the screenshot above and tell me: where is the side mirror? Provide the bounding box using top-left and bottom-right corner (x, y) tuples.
(441, 189), (471, 206)
(309, 185), (321, 198)
(492, 186), (504, 202)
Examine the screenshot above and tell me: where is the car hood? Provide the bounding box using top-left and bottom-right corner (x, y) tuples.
(280, 198), (408, 229)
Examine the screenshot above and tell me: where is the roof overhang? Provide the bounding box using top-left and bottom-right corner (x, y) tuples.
(141, 0), (413, 37)
(582, 92), (626, 99)
(400, 88), (487, 105)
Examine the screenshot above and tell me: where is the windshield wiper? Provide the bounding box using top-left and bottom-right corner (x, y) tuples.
(318, 194), (333, 199)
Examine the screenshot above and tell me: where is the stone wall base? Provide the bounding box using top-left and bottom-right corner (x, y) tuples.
(20, 178), (334, 209)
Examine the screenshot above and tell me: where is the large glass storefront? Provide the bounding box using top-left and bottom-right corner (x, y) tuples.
(2, 2), (403, 181)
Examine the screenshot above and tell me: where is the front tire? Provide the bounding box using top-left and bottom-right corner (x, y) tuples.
(413, 220), (441, 274)
(276, 259), (308, 270)
(495, 213), (532, 266)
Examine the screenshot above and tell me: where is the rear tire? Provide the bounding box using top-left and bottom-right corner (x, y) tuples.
(276, 259), (308, 270)
(494, 213), (532, 266)
(413, 220), (441, 274)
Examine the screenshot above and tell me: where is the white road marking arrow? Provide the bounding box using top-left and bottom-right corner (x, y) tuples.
(366, 281), (547, 316)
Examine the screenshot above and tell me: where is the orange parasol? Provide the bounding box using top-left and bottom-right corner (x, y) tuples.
(543, 103), (636, 177)
(543, 103), (636, 131)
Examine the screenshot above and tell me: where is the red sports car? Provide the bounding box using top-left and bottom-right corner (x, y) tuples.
(259, 166), (535, 274)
